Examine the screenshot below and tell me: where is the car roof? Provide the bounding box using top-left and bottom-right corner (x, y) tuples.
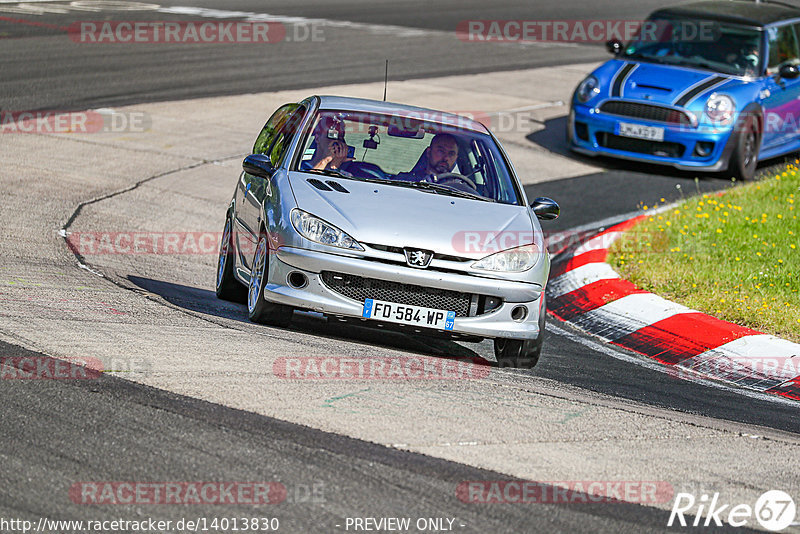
(651, 0), (800, 28)
(312, 95), (490, 134)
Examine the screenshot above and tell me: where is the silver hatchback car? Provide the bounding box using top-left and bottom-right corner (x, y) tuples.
(216, 96), (559, 367)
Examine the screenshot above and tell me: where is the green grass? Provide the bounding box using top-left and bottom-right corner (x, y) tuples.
(608, 163), (799, 342)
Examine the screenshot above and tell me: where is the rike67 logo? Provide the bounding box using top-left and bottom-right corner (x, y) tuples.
(669, 490), (796, 531)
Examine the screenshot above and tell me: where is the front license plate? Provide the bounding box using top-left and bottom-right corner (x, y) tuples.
(362, 299), (455, 331)
(616, 122), (664, 141)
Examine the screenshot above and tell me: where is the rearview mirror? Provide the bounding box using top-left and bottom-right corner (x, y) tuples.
(243, 154), (275, 178)
(606, 39), (623, 55)
(531, 197), (560, 221)
(387, 124), (425, 138)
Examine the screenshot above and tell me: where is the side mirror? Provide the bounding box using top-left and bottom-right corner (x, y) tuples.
(243, 154), (275, 179)
(606, 39), (623, 55)
(779, 63), (800, 80)
(531, 197), (560, 221)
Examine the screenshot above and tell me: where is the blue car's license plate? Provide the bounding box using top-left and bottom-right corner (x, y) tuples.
(616, 121), (665, 142)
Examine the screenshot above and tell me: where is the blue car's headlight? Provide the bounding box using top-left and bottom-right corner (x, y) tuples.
(704, 93), (735, 125)
(576, 76), (600, 103)
(290, 209), (364, 251)
(471, 244), (541, 273)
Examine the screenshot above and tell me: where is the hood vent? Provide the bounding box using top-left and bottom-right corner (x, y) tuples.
(325, 180), (350, 193)
(306, 178), (350, 193)
(634, 83), (671, 92)
(307, 178), (333, 191)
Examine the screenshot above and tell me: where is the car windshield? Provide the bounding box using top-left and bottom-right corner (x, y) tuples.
(293, 109), (522, 205)
(622, 16), (763, 76)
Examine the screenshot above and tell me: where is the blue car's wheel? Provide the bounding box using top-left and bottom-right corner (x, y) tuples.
(247, 234), (293, 327)
(730, 114), (759, 181)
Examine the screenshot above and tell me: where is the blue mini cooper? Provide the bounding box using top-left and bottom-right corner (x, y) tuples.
(569, 0), (800, 180)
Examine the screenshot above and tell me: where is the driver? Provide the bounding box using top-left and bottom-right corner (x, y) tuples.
(403, 133), (459, 182)
(741, 42), (759, 73)
(302, 116), (352, 171)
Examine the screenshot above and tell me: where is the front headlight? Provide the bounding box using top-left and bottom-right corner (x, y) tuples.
(471, 243), (541, 273)
(705, 93), (735, 125)
(290, 209), (364, 251)
(576, 76), (600, 103)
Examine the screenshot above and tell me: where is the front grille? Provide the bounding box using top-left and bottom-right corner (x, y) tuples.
(599, 101), (693, 126)
(365, 243), (471, 263)
(321, 271), (474, 317)
(597, 132), (685, 158)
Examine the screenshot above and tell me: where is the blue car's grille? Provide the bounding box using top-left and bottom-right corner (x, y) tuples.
(599, 101), (693, 126)
(597, 132), (685, 159)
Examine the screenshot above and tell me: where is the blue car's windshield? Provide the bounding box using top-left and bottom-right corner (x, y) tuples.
(294, 110), (522, 205)
(622, 17), (763, 77)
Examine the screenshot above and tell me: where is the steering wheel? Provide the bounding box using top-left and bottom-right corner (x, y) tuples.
(434, 172), (479, 192)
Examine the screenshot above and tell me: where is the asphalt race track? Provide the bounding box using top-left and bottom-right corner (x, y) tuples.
(1, 1), (799, 533)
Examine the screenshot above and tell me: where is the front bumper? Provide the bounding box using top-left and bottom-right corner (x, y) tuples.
(569, 104), (737, 172)
(263, 246), (546, 340)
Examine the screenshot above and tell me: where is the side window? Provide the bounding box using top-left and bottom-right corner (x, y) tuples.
(266, 106), (306, 168)
(767, 25), (799, 73)
(252, 104), (299, 157)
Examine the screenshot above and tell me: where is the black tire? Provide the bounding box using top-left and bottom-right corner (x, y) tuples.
(493, 338), (542, 369)
(215, 216), (247, 303)
(247, 233), (293, 327)
(730, 114), (759, 181)
(493, 296), (546, 369)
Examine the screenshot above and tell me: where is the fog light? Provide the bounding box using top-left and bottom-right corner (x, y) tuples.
(575, 122), (589, 141)
(694, 141), (714, 157)
(480, 296), (502, 314)
(287, 271), (308, 289)
(511, 305), (528, 322)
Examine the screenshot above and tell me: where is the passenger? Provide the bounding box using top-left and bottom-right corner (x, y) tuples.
(401, 133), (459, 182)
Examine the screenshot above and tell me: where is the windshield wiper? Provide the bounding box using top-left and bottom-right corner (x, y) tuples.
(671, 58), (717, 72)
(405, 181), (495, 202)
(303, 168), (352, 180)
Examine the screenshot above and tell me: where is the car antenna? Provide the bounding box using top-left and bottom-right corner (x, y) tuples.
(383, 60), (389, 101)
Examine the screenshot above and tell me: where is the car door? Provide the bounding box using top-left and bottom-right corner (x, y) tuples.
(761, 23), (800, 150)
(235, 103), (305, 271)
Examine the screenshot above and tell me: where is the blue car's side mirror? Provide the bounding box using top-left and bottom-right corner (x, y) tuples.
(606, 39), (623, 55)
(243, 154), (275, 179)
(779, 63), (800, 80)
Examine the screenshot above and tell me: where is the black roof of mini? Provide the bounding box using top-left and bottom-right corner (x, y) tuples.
(651, 1), (800, 27)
